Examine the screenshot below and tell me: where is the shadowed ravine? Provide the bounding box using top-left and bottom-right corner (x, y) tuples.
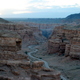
(27, 45), (67, 80)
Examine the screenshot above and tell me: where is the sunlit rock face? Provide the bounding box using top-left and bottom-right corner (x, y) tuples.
(48, 25), (80, 59)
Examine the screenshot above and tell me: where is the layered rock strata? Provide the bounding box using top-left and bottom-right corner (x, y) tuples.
(0, 23), (46, 47)
(48, 25), (80, 59)
(0, 60), (61, 80)
(0, 29), (60, 80)
(0, 30), (21, 52)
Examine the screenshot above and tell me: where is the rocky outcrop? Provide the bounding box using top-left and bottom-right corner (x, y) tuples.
(69, 36), (80, 59)
(0, 23), (60, 80)
(0, 52), (29, 60)
(32, 61), (44, 70)
(0, 23), (46, 47)
(48, 25), (80, 59)
(0, 59), (61, 80)
(31, 69), (60, 80)
(0, 23), (24, 30)
(0, 30), (21, 52)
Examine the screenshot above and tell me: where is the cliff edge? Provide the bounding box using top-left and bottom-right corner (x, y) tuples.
(48, 25), (80, 59)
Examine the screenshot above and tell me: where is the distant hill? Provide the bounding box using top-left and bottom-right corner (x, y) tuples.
(0, 18), (9, 23)
(62, 13), (80, 23)
(4, 13), (80, 23)
(5, 18), (64, 24)
(66, 13), (80, 19)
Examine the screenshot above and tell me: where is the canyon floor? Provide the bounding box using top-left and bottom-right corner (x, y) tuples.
(27, 42), (80, 80)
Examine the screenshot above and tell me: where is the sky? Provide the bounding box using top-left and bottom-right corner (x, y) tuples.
(0, 0), (80, 18)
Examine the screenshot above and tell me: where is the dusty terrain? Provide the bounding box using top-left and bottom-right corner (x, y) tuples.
(31, 42), (80, 80)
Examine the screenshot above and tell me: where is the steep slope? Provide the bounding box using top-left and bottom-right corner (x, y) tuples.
(0, 23), (46, 47)
(4, 13), (80, 24)
(66, 13), (80, 19)
(0, 18), (9, 23)
(63, 13), (80, 23)
(48, 24), (80, 59)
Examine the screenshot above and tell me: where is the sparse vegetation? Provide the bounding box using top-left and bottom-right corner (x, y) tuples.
(25, 51), (28, 54)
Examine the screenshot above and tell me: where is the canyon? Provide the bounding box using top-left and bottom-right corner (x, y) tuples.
(0, 15), (80, 80)
(48, 25), (80, 59)
(0, 23), (61, 80)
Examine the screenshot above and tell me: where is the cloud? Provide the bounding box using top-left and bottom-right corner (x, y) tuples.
(13, 11), (33, 14)
(0, 0), (80, 15)
(0, 0), (29, 15)
(30, 0), (80, 9)
(0, 13), (2, 15)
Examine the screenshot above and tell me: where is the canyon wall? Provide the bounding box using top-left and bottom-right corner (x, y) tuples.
(0, 30), (21, 52)
(0, 23), (60, 80)
(0, 23), (46, 47)
(48, 25), (80, 59)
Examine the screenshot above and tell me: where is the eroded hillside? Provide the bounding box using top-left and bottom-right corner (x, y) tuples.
(0, 23), (61, 80)
(48, 25), (80, 59)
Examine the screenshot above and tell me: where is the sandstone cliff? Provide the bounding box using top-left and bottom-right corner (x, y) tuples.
(0, 23), (46, 47)
(0, 30), (21, 52)
(0, 29), (60, 80)
(48, 25), (80, 59)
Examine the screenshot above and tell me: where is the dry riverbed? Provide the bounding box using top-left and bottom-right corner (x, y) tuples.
(31, 43), (80, 80)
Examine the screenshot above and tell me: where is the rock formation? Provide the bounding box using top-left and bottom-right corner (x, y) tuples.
(0, 23), (60, 80)
(0, 23), (46, 47)
(0, 30), (21, 52)
(0, 59), (61, 80)
(48, 25), (80, 59)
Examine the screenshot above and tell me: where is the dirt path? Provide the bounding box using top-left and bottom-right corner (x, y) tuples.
(32, 44), (80, 80)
